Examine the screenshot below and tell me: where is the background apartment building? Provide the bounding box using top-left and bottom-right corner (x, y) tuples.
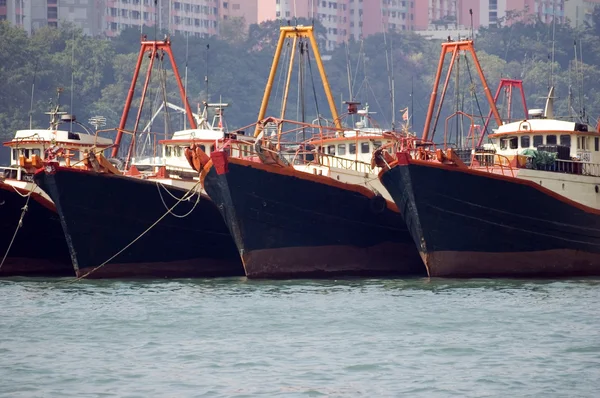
(1, 0), (598, 45)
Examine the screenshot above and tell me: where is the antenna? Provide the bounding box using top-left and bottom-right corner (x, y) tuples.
(293, 0), (297, 25)
(139, 0), (143, 34)
(205, 43), (210, 103)
(345, 41), (353, 100)
(579, 38), (586, 121)
(574, 40), (580, 117)
(184, 33), (189, 130)
(89, 116), (107, 132)
(69, 28), (75, 132)
(154, 0), (158, 41)
(29, 61), (38, 129)
(550, 8), (556, 88)
(381, 0), (395, 129)
(469, 9), (474, 41)
(390, 32), (396, 131)
(410, 75), (414, 128)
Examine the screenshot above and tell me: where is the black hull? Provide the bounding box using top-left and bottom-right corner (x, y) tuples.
(34, 168), (244, 278)
(380, 158), (600, 277)
(0, 182), (72, 276)
(203, 155), (424, 278)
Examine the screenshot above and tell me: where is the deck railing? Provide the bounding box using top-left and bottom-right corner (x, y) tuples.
(469, 151), (600, 178)
(530, 158), (600, 177)
(313, 153), (373, 174)
(0, 166), (31, 182)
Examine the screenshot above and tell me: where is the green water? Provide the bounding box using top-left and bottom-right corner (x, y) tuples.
(1, 277), (599, 397)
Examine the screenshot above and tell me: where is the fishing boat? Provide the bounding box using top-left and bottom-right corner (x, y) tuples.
(190, 26), (424, 278)
(375, 39), (600, 278)
(0, 98), (113, 276)
(34, 36), (244, 278)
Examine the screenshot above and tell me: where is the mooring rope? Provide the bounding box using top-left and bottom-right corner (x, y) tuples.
(156, 181), (202, 219)
(0, 184), (35, 271)
(65, 180), (202, 282)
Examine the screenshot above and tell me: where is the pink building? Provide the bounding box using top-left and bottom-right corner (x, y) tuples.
(0, 0), (7, 23)
(361, 0), (415, 36)
(411, 0), (566, 34)
(221, 0), (259, 25)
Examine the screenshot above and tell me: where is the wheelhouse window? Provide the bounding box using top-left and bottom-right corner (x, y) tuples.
(200, 144), (206, 152)
(20, 148), (30, 158)
(175, 146), (182, 157)
(509, 137), (518, 149)
(165, 146), (172, 157)
(327, 145), (335, 155)
(595, 138), (599, 152)
(338, 144), (346, 155)
(349, 143), (356, 154)
(210, 145), (215, 153)
(546, 135), (557, 145)
(578, 136), (588, 150)
(500, 138), (508, 150)
(533, 135), (543, 147)
(520, 135), (530, 148)
(360, 142), (370, 153)
(560, 135), (571, 147)
(373, 141), (382, 149)
(32, 149), (41, 157)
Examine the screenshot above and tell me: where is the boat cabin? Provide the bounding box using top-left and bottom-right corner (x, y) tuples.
(130, 103), (254, 178)
(488, 109), (600, 165)
(2, 127), (113, 181)
(310, 110), (395, 166)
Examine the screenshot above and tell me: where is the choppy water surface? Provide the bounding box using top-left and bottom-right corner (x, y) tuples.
(0, 277), (599, 397)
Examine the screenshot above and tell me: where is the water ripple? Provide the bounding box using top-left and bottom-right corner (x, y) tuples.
(0, 277), (599, 397)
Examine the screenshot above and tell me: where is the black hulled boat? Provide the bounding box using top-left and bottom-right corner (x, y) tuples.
(202, 152), (423, 278)
(34, 165), (243, 278)
(0, 182), (72, 276)
(376, 39), (600, 278)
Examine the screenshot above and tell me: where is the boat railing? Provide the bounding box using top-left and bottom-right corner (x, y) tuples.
(529, 158), (600, 177)
(130, 156), (165, 167)
(224, 138), (375, 174)
(0, 166), (33, 182)
(470, 152), (515, 177)
(301, 152), (373, 174)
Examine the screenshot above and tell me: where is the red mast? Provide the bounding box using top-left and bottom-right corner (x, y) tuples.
(477, 78), (528, 147)
(111, 35), (197, 160)
(422, 40), (503, 143)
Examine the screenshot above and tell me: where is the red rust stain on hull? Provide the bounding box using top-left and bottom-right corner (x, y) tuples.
(76, 258), (244, 279)
(424, 249), (600, 278)
(241, 242), (425, 279)
(0, 257), (74, 277)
